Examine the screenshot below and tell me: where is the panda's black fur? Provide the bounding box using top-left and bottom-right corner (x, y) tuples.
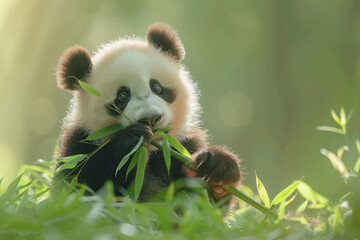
(54, 23), (242, 203)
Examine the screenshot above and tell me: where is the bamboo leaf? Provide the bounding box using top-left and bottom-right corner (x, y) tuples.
(134, 146), (147, 201)
(56, 155), (86, 173)
(316, 126), (344, 135)
(0, 174), (23, 206)
(70, 176), (78, 188)
(165, 182), (175, 203)
(320, 148), (349, 179)
(57, 154), (85, 163)
(255, 172), (271, 208)
(30, 189), (49, 201)
(297, 181), (328, 203)
(354, 157), (360, 173)
(289, 216), (308, 225)
(333, 205), (341, 230)
(35, 159), (54, 167)
(84, 124), (122, 141)
(296, 200), (308, 214)
(331, 110), (341, 126)
(340, 192), (353, 201)
(115, 137), (143, 177)
(155, 126), (171, 133)
(125, 150), (140, 180)
(272, 180), (301, 205)
(277, 194), (297, 221)
(166, 134), (192, 159)
(156, 132), (171, 173)
(356, 139), (360, 154)
(78, 79), (100, 97)
(162, 135), (171, 173)
(340, 107), (346, 126)
(85, 203), (104, 224)
(337, 146), (348, 160)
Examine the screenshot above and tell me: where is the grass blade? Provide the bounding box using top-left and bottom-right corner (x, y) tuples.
(134, 146), (147, 201)
(166, 134), (192, 159)
(272, 180), (301, 205)
(84, 124), (122, 141)
(78, 79), (100, 97)
(255, 172), (270, 208)
(115, 136), (143, 177)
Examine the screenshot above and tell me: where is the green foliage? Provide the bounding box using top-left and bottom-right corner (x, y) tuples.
(1, 108), (359, 239)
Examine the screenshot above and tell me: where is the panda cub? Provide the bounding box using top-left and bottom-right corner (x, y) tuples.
(54, 23), (242, 202)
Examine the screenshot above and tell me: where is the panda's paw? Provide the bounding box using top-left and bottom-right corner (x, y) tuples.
(121, 122), (153, 145)
(194, 146), (242, 199)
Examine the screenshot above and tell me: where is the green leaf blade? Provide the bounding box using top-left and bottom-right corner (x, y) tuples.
(331, 110), (341, 126)
(78, 79), (100, 97)
(356, 139), (360, 154)
(134, 146), (147, 201)
(0, 174), (23, 206)
(316, 126), (344, 135)
(85, 124), (122, 141)
(126, 150), (140, 180)
(166, 134), (192, 159)
(354, 157), (360, 173)
(115, 136), (144, 177)
(56, 155), (86, 173)
(272, 180), (301, 205)
(277, 194), (296, 221)
(255, 173), (271, 208)
(340, 107), (346, 126)
(320, 148), (349, 179)
(161, 134), (171, 173)
(296, 200), (308, 214)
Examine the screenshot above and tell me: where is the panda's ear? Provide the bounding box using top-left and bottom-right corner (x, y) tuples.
(146, 23), (185, 61)
(56, 46), (93, 91)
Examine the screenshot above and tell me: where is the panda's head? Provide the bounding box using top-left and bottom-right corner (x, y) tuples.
(57, 23), (200, 139)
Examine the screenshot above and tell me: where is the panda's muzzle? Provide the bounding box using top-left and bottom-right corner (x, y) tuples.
(138, 114), (162, 128)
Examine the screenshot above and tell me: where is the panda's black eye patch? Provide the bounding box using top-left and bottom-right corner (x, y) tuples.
(150, 79), (176, 103)
(105, 86), (131, 117)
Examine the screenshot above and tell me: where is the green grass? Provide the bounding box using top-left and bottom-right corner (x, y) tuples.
(1, 108), (359, 239)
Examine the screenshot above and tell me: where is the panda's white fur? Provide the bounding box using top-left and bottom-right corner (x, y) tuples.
(64, 38), (201, 142)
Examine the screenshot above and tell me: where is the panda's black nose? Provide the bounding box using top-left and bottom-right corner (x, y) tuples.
(139, 114), (162, 127)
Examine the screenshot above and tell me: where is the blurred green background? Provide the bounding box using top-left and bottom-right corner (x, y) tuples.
(0, 0), (359, 199)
